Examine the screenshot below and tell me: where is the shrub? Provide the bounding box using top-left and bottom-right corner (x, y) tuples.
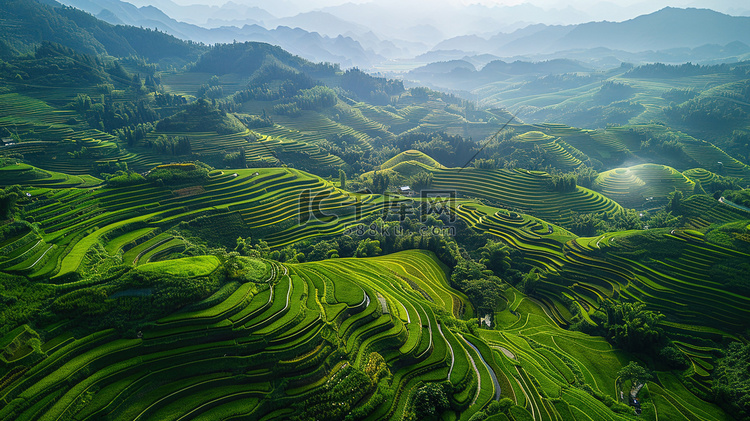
(659, 345), (690, 369)
(412, 382), (449, 419)
(145, 162), (211, 185)
(106, 171), (145, 187)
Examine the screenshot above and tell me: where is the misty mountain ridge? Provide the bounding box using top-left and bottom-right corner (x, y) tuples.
(405, 58), (594, 92)
(0, 0), (204, 62)
(33, 0), (750, 74)
(56, 0), (388, 68)
(434, 7), (750, 57)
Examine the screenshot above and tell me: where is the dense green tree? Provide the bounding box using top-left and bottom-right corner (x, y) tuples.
(412, 382), (449, 420)
(489, 398), (514, 414)
(338, 169), (347, 189)
(464, 277), (503, 315)
(450, 259), (485, 289)
(547, 173), (577, 192)
(519, 270), (541, 295)
(603, 301), (665, 352)
(713, 342), (750, 420)
(397, 132), (480, 167)
(473, 158), (497, 169)
(594, 81), (635, 104)
(645, 210), (681, 229)
(341, 68), (404, 105)
(0, 185), (23, 220)
(369, 171), (391, 194)
(569, 212), (607, 236)
(724, 189), (750, 207)
(151, 135), (192, 156)
(409, 171), (433, 192)
(74, 93), (92, 113)
(355, 238), (381, 257)
(307, 240), (338, 261)
(668, 190), (683, 213)
(574, 166), (599, 189)
(618, 361), (652, 397)
(223, 149), (247, 168)
(479, 239), (511, 276)
(611, 209), (644, 231)
(658, 345), (689, 369)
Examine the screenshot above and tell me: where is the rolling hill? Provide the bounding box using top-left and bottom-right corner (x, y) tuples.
(2, 3), (750, 421)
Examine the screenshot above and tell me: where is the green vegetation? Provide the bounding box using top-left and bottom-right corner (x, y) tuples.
(712, 342), (750, 420)
(156, 99), (246, 134)
(1, 6), (749, 421)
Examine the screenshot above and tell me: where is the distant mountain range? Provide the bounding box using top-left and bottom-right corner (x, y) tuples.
(0, 0), (205, 61)
(54, 0), (393, 68)
(11, 0), (750, 74)
(432, 7), (750, 58)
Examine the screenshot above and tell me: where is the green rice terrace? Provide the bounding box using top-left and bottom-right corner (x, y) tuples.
(0, 165), (398, 280)
(593, 164), (695, 208)
(373, 152), (623, 227)
(2, 7), (750, 420)
(3, 158), (750, 420)
(2, 240), (736, 421)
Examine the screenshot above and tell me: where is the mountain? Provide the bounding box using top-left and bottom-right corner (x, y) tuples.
(0, 0), (205, 61)
(554, 7), (750, 53)
(126, 0), (295, 22)
(191, 41), (338, 76)
(270, 11), (369, 38)
(56, 0), (381, 68)
(3, 2), (750, 421)
(433, 7), (750, 60)
(406, 58), (593, 91)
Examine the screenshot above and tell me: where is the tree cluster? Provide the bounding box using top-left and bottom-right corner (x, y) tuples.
(341, 68), (405, 105)
(594, 81), (635, 104)
(712, 342), (750, 420)
(148, 135), (192, 156)
(0, 185), (24, 220)
(73, 94), (161, 133)
(156, 99), (245, 134)
(665, 96), (748, 130)
(625, 62), (730, 78)
(397, 132), (479, 167)
(546, 173), (577, 192)
(145, 161), (212, 186)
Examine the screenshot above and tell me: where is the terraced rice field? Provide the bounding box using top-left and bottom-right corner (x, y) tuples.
(0, 163), (101, 188)
(682, 168), (718, 186)
(0, 93), (76, 127)
(0, 251), (506, 421)
(602, 125), (750, 182)
(380, 149), (445, 170)
(266, 112), (374, 151)
(1, 129), (163, 175)
(513, 131), (584, 170)
(446, 198), (750, 354)
(482, 295), (632, 421)
(0, 166), (391, 280)
(6, 163), (748, 346)
(333, 104), (395, 141)
(3, 160), (748, 419)
(353, 102), (415, 134)
(532, 123), (629, 162)
(0, 93), (165, 174)
(430, 167), (623, 226)
(594, 164), (695, 208)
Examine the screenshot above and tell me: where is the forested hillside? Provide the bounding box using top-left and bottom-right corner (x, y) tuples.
(2, 1), (750, 420)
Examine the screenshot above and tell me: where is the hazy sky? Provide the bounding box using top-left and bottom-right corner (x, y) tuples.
(157, 0), (750, 20)
(162, 0), (738, 7)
